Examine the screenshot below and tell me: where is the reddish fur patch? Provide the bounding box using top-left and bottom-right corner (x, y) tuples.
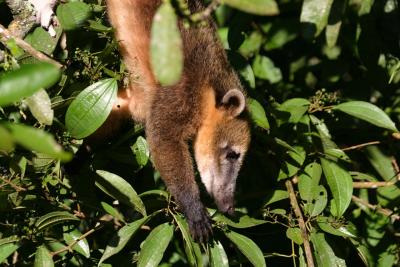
(194, 87), (223, 157)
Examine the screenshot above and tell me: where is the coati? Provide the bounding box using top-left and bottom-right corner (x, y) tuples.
(96, 0), (251, 242)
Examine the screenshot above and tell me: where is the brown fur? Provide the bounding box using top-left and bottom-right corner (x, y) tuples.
(101, 0), (250, 242)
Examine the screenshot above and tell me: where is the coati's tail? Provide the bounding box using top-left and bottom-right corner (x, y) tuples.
(106, 0), (158, 90)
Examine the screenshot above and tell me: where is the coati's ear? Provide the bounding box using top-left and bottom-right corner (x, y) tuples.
(222, 89), (246, 117)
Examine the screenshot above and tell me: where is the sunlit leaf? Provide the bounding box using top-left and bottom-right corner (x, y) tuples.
(131, 136), (150, 167)
(137, 223), (174, 267)
(333, 101), (398, 132)
(317, 217), (356, 238)
(95, 170), (146, 216)
(65, 78), (118, 139)
(213, 212), (267, 228)
(0, 125), (14, 153)
(210, 240), (229, 267)
(25, 89), (54, 125)
(221, 0), (279, 16)
(0, 237), (20, 263)
(248, 98), (270, 130)
(300, 0), (334, 39)
(224, 230), (266, 267)
(0, 63), (60, 107)
(63, 228), (90, 258)
(263, 190), (289, 206)
(310, 232), (338, 267)
(150, 1), (183, 86)
(57, 2), (91, 30)
(278, 98), (310, 123)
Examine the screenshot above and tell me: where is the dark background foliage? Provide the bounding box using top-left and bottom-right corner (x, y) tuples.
(0, 0), (399, 266)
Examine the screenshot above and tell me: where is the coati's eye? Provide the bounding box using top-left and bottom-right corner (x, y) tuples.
(226, 150), (240, 161)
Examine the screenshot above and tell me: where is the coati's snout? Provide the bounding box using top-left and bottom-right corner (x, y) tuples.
(194, 88), (250, 215)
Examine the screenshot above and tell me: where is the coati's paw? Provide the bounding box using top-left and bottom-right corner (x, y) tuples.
(187, 208), (212, 243)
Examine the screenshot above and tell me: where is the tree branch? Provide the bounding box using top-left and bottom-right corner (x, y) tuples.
(351, 195), (400, 221)
(285, 179), (315, 267)
(341, 141), (381, 151)
(0, 23), (62, 68)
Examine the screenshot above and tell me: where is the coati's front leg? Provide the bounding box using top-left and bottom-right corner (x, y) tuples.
(145, 94), (212, 242)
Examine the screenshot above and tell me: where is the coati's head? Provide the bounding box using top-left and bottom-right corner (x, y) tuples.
(194, 88), (250, 215)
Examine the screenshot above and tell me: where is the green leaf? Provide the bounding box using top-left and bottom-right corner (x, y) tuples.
(34, 246), (54, 267)
(99, 216), (149, 265)
(25, 26), (62, 55)
(333, 101), (398, 132)
(213, 212), (267, 228)
(300, 0), (334, 39)
(63, 228), (90, 258)
(0, 125), (14, 153)
(248, 98), (270, 130)
(65, 78), (118, 139)
(252, 55), (282, 84)
(25, 89), (54, 125)
(317, 217), (356, 238)
(0, 63), (61, 107)
(0, 237), (20, 263)
(101, 202), (125, 222)
(95, 170), (146, 216)
(131, 136), (150, 167)
(57, 2), (91, 30)
(320, 158), (353, 217)
(172, 213), (202, 267)
(210, 240), (229, 267)
(6, 124), (72, 161)
(278, 98), (310, 123)
(278, 146), (306, 180)
(137, 223), (174, 267)
(286, 227), (303, 245)
(224, 230), (266, 267)
(221, 0), (279, 16)
(310, 232), (338, 267)
(34, 211), (79, 232)
(150, 1), (183, 86)
(263, 190), (289, 206)
(139, 190), (169, 200)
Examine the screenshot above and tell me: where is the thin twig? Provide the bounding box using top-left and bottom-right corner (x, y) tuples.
(51, 224), (103, 257)
(0, 175), (26, 192)
(351, 195), (400, 221)
(391, 158), (400, 181)
(341, 141), (381, 151)
(285, 180), (315, 267)
(353, 181), (396, 188)
(0, 24), (62, 68)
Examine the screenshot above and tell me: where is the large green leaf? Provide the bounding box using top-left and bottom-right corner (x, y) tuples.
(6, 124), (72, 161)
(25, 89), (54, 125)
(248, 98), (270, 130)
(65, 78), (118, 139)
(320, 158), (353, 217)
(137, 223), (174, 267)
(224, 230), (266, 267)
(0, 63), (60, 107)
(57, 2), (91, 30)
(172, 213), (202, 267)
(150, 1), (183, 86)
(34, 246), (54, 267)
(99, 216), (149, 265)
(0, 125), (14, 153)
(95, 170), (146, 216)
(221, 0), (279, 16)
(310, 232), (338, 267)
(131, 136), (150, 167)
(286, 227), (303, 245)
(333, 101), (398, 132)
(0, 237), (20, 263)
(300, 0), (334, 39)
(210, 240), (229, 267)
